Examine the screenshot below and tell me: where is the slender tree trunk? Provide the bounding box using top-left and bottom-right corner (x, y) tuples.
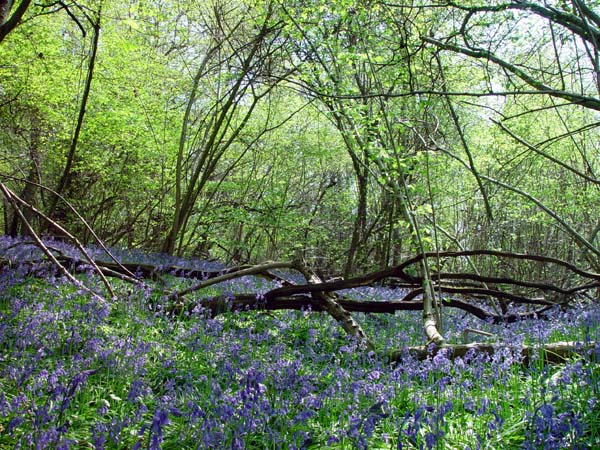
(302, 174), (337, 260)
(0, 0), (31, 44)
(162, 7), (273, 255)
(9, 125), (41, 236)
(48, 7), (101, 219)
(344, 168), (368, 278)
(162, 47), (217, 255)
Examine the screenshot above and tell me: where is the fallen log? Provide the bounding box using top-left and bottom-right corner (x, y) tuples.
(2, 237), (598, 352)
(389, 341), (598, 366)
(168, 293), (552, 324)
(300, 265), (375, 351)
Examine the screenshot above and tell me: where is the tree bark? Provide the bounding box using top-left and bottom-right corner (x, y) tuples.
(389, 341), (598, 366)
(0, 0), (31, 44)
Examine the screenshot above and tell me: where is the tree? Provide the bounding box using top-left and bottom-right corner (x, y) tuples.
(420, 0), (600, 270)
(282, 1), (452, 340)
(47, 0), (103, 220)
(283, 1), (406, 276)
(0, 0), (31, 44)
(162, 0), (294, 255)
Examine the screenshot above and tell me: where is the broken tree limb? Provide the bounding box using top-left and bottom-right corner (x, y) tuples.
(0, 183), (108, 304)
(1, 237), (595, 327)
(1, 245), (548, 325)
(168, 261), (297, 301)
(433, 272), (587, 295)
(400, 286), (554, 306)
(389, 341), (598, 366)
(296, 263), (375, 351)
(19, 248), (590, 310)
(65, 259), (297, 285)
(1, 183), (117, 298)
(165, 260), (376, 350)
(168, 293), (552, 325)
(0, 174), (140, 282)
(264, 250), (599, 301)
(398, 250), (600, 281)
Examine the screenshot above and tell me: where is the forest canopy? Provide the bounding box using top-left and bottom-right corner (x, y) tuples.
(0, 0), (599, 302)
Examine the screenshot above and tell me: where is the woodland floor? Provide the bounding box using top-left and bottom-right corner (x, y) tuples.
(0, 238), (599, 449)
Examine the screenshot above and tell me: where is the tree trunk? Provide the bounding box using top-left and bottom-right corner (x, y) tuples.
(0, 0), (31, 44)
(48, 9), (101, 219)
(8, 126), (41, 236)
(344, 163), (368, 278)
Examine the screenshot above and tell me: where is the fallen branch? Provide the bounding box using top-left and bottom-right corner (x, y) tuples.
(389, 341), (598, 366)
(168, 261), (298, 301)
(0, 183), (108, 304)
(0, 174), (139, 282)
(298, 264), (375, 351)
(2, 184), (116, 297)
(169, 293), (552, 324)
(2, 234), (597, 354)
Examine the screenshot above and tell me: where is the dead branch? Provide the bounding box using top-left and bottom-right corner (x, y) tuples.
(1, 174), (140, 282)
(389, 341), (598, 366)
(2, 183), (116, 297)
(168, 261), (298, 301)
(0, 183), (108, 304)
(169, 293), (552, 325)
(296, 264), (375, 351)
(398, 250), (600, 280)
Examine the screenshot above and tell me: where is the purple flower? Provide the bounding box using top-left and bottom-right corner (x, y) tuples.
(7, 416), (24, 434)
(148, 408), (170, 449)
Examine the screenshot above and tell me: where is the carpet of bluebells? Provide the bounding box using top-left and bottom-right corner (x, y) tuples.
(0, 237), (599, 449)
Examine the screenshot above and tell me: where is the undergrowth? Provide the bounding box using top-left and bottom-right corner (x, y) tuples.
(0, 249), (599, 449)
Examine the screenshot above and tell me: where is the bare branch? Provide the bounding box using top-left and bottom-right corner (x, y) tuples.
(0, 183), (107, 304)
(492, 119), (600, 186)
(423, 37), (600, 112)
(168, 261), (297, 301)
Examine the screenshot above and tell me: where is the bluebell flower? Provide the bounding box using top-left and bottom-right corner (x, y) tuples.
(7, 416), (24, 435)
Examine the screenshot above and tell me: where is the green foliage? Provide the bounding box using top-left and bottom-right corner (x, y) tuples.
(1, 0), (599, 274)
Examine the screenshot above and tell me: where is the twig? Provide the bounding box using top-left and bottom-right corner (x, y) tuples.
(0, 183), (107, 304)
